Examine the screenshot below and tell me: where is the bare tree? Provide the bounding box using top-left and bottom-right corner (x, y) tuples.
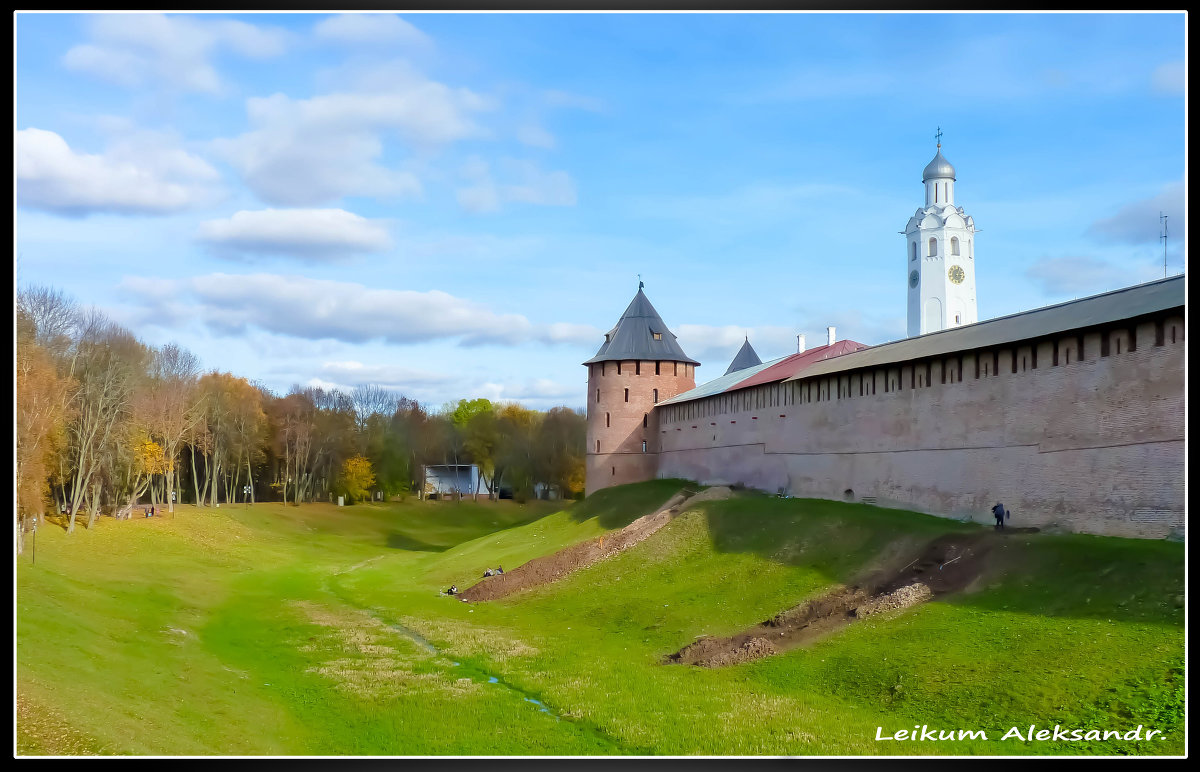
(17, 284), (79, 359)
(62, 309), (147, 532)
(139, 343), (203, 513)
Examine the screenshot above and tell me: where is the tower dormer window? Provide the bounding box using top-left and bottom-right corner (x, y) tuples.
(652, 332), (663, 340)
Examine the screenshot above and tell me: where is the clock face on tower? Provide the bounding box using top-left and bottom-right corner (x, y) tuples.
(948, 265), (965, 284)
(909, 270), (920, 288)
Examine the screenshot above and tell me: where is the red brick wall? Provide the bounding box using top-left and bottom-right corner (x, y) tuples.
(585, 359), (696, 495)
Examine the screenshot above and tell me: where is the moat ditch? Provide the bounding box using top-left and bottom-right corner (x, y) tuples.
(665, 527), (1038, 668)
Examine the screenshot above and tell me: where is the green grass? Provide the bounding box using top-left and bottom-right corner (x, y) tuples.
(16, 481), (1184, 755)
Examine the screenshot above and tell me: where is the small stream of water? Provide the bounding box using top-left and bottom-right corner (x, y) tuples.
(325, 564), (580, 731)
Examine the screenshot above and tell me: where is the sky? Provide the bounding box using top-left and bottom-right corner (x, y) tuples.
(14, 11), (1187, 411)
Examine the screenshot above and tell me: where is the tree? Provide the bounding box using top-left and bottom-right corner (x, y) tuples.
(495, 403), (540, 502)
(351, 384), (397, 453)
(336, 455), (376, 504)
(461, 402), (499, 499)
(16, 308), (73, 549)
(137, 343), (202, 512)
(535, 407), (587, 498)
(62, 309), (148, 532)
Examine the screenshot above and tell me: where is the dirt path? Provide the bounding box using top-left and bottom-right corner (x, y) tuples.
(666, 528), (1032, 667)
(459, 486), (733, 602)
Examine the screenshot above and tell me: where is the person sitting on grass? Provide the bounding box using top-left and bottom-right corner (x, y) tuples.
(446, 585), (458, 596)
(496, 566), (504, 574)
(484, 568), (494, 577)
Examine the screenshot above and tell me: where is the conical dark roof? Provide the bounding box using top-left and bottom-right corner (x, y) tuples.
(724, 336), (762, 375)
(582, 288), (699, 365)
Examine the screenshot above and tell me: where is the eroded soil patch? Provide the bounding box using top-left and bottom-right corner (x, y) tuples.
(667, 529), (1014, 667)
(459, 486), (733, 602)
(16, 693), (107, 756)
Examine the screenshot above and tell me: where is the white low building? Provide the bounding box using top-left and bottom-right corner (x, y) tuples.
(422, 464), (491, 499)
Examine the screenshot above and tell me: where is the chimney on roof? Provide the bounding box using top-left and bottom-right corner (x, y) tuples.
(827, 326), (836, 346)
(797, 333), (806, 353)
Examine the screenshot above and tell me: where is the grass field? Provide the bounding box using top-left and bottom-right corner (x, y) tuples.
(15, 481), (1184, 756)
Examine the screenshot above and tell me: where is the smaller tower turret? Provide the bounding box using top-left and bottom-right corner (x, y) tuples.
(724, 336), (762, 375)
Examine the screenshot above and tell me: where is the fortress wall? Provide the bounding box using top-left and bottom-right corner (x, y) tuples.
(656, 313), (1185, 538)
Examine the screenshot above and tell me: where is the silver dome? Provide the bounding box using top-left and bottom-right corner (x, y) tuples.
(922, 149), (956, 181)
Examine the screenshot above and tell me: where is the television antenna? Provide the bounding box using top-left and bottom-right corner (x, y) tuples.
(1159, 212), (1169, 277)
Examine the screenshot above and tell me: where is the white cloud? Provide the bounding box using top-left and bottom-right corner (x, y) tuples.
(17, 127), (222, 216)
(1151, 61), (1185, 96)
(197, 209), (393, 261)
(314, 14), (433, 50)
(213, 66), (489, 205)
(279, 364), (581, 411)
(1024, 255), (1164, 297)
(677, 311), (906, 367)
(456, 158), (577, 214)
(676, 324), (800, 366)
(309, 360), (453, 389)
(543, 89), (605, 113)
(63, 13), (287, 94)
(119, 273), (601, 348)
(1086, 181), (1184, 246)
(517, 124), (557, 149)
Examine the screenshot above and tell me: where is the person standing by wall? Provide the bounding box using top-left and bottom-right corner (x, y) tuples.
(991, 502), (1008, 530)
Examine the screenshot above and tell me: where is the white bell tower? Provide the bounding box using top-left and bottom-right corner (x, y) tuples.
(904, 130), (977, 337)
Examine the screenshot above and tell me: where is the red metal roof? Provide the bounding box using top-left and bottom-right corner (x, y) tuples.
(728, 340), (868, 391)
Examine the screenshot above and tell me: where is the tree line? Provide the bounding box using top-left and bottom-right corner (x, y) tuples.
(15, 285), (586, 544)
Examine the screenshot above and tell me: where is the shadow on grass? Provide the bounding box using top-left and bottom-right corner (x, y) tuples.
(385, 532), (450, 552)
(692, 492), (1184, 625)
(567, 478), (693, 528)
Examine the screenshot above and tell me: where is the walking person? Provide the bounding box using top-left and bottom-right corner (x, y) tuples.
(991, 502), (1008, 530)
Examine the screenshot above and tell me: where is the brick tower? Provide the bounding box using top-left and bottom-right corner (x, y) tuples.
(583, 284), (698, 495)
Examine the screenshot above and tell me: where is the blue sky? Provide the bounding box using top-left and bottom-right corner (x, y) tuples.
(15, 12), (1186, 410)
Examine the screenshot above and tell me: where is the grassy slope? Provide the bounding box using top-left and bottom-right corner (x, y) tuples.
(16, 481), (1183, 755)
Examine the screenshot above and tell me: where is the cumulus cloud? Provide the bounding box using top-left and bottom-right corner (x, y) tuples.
(305, 360), (453, 389)
(677, 311), (906, 367)
(543, 89), (605, 113)
(286, 365), (582, 411)
(456, 157), (577, 214)
(1151, 61), (1185, 95)
(313, 13), (433, 50)
(197, 209), (393, 261)
(212, 64), (489, 205)
(1024, 255), (1164, 297)
(17, 127), (222, 216)
(63, 13), (287, 94)
(1086, 181), (1184, 247)
(119, 273), (601, 347)
(676, 324), (800, 366)
(517, 124), (557, 149)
